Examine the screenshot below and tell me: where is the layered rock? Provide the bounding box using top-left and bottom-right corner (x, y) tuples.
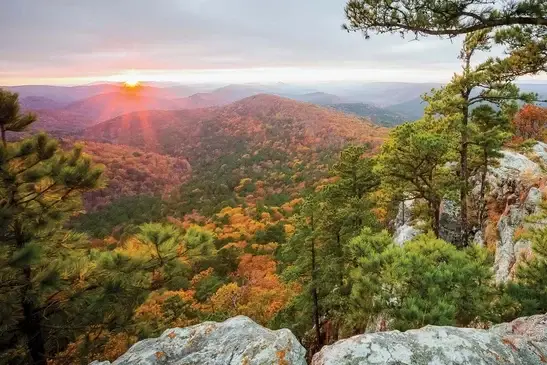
(312, 313), (547, 365)
(89, 316), (306, 365)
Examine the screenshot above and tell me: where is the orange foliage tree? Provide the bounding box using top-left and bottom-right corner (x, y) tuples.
(208, 254), (299, 324)
(513, 104), (547, 141)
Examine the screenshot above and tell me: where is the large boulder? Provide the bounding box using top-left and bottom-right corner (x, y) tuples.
(90, 316), (306, 365)
(312, 313), (547, 365)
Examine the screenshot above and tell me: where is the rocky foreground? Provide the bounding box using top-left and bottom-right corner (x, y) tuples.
(91, 313), (547, 364)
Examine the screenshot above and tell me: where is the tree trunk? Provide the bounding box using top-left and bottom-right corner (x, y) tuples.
(478, 150), (489, 232)
(21, 266), (47, 365)
(431, 202), (441, 238)
(1, 125), (6, 147)
(15, 222), (46, 365)
(336, 231), (344, 287)
(460, 94), (470, 247)
(310, 215), (323, 349)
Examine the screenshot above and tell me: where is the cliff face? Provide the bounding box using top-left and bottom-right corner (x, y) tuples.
(393, 142), (547, 282)
(91, 314), (547, 364)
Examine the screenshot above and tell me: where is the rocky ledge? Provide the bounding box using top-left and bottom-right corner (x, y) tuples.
(91, 314), (547, 364)
(90, 316), (306, 365)
(312, 313), (547, 364)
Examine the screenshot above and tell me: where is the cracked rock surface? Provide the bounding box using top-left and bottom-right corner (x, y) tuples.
(311, 313), (547, 365)
(89, 316), (305, 365)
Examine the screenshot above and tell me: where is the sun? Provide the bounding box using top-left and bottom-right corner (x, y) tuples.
(122, 70), (141, 87)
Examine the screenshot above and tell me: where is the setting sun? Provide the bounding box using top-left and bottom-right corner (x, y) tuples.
(122, 70), (141, 87)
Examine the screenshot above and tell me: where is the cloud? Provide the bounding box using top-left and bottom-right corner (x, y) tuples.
(1, 0), (467, 83)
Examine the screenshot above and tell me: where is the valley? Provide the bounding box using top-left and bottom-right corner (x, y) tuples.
(3, 0), (547, 362)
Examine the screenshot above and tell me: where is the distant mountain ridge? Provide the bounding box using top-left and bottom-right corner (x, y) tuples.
(81, 94), (388, 157)
(9, 81), (547, 133)
(327, 103), (412, 126)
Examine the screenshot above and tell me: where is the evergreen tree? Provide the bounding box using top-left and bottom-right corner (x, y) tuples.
(350, 231), (495, 331)
(278, 197), (323, 353)
(0, 132), (107, 364)
(424, 30), (534, 245)
(343, 1), (547, 77)
(377, 119), (455, 237)
(277, 144), (381, 350)
(343, 0), (547, 38)
(0, 89), (36, 146)
(468, 105), (512, 231)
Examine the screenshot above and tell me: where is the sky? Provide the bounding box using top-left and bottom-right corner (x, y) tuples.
(1, 0), (545, 85)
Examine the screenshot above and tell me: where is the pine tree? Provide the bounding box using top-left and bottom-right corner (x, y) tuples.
(468, 105), (512, 231)
(504, 207), (547, 317)
(424, 30), (535, 245)
(0, 89), (36, 146)
(377, 119), (455, 237)
(131, 223), (216, 291)
(343, 1), (547, 78)
(278, 197), (323, 353)
(343, 0), (547, 39)
(349, 231), (495, 331)
(0, 132), (106, 364)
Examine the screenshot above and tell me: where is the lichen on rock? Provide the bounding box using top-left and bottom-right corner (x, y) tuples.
(312, 313), (547, 365)
(90, 316), (306, 365)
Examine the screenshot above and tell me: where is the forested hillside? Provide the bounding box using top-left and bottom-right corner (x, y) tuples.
(3, 1), (547, 363)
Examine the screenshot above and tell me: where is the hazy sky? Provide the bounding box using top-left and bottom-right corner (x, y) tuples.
(2, 0), (542, 85)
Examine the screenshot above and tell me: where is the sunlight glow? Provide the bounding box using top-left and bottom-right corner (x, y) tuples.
(122, 70), (141, 87)
(106, 67), (459, 85)
(4, 67), (546, 86)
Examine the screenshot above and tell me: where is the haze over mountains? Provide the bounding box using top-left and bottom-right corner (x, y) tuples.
(6, 79), (547, 138)
(4, 81), (439, 131)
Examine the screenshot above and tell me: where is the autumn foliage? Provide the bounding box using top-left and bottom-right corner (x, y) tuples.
(512, 104), (547, 141)
(62, 140), (191, 210)
(208, 254), (299, 324)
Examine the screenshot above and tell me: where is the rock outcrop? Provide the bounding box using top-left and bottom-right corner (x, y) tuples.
(92, 314), (547, 365)
(393, 200), (421, 246)
(90, 316), (306, 365)
(312, 313), (547, 365)
(393, 144), (547, 282)
(484, 147), (545, 282)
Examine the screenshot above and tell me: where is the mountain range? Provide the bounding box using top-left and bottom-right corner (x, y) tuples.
(7, 81), (547, 135)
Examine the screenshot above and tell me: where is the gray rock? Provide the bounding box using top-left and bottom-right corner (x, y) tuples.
(312, 313), (547, 365)
(532, 142), (547, 165)
(473, 230), (484, 247)
(495, 206), (525, 282)
(525, 187), (543, 212)
(394, 200), (414, 228)
(91, 316), (306, 365)
(495, 187), (543, 282)
(491, 150), (541, 181)
(393, 200), (422, 246)
(438, 200), (461, 244)
(394, 224), (421, 246)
